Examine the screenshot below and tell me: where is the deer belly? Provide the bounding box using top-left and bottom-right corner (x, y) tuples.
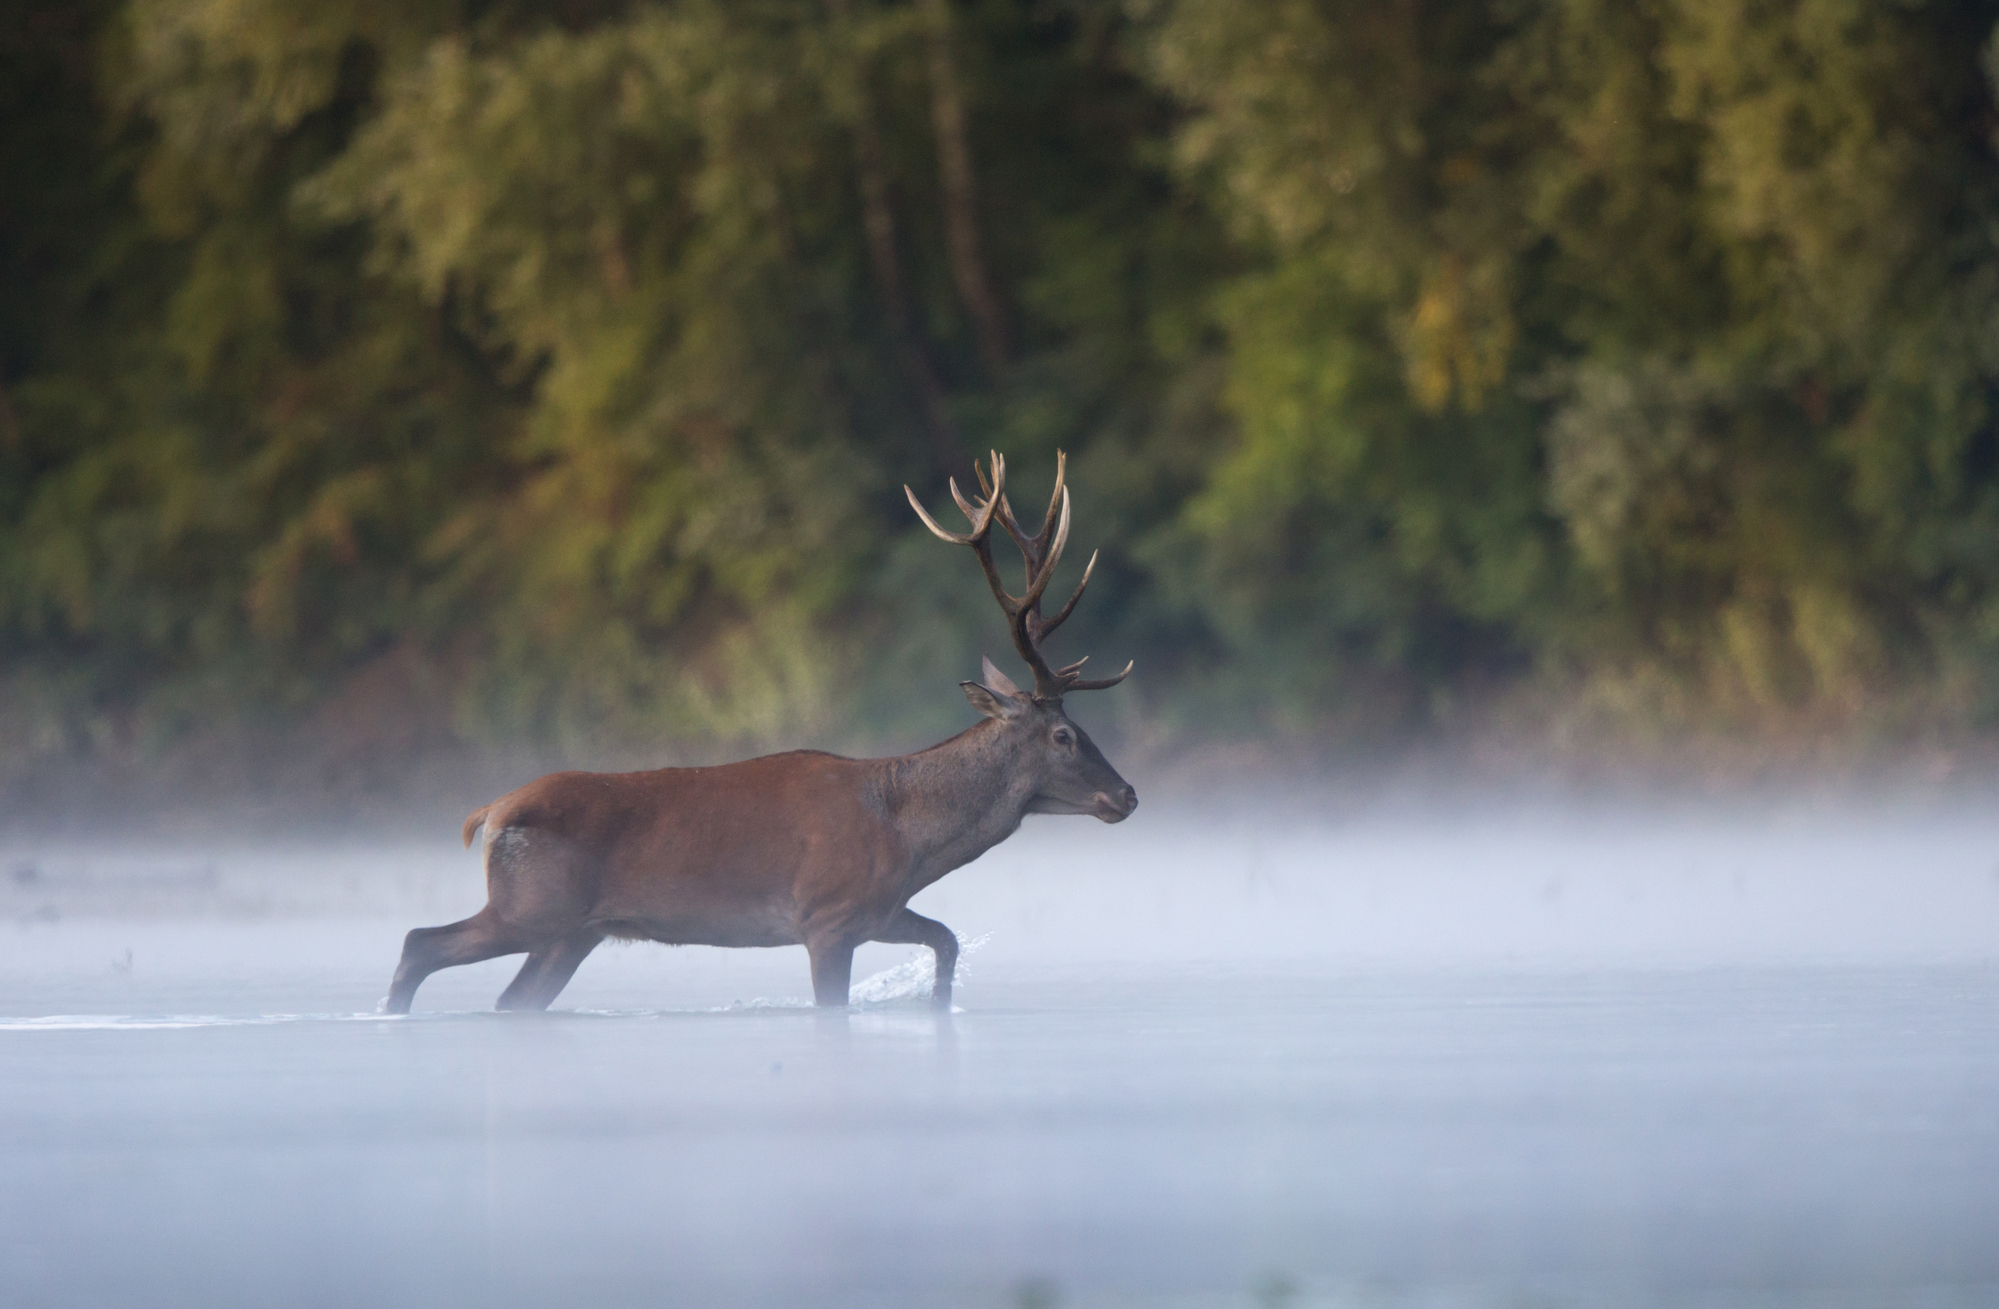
(591, 896), (801, 949)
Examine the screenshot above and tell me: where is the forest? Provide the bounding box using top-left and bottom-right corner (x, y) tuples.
(6, 0), (1999, 802)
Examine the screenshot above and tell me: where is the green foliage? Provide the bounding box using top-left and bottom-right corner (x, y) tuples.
(6, 0), (1999, 790)
(1152, 0), (1999, 736)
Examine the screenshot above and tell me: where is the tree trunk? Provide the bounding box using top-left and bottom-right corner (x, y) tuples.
(827, 0), (960, 465)
(917, 0), (1008, 380)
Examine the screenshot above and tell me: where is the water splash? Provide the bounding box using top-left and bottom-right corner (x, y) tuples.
(850, 931), (990, 1005)
(707, 930), (995, 1010)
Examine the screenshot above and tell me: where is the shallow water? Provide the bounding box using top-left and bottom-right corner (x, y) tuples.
(2, 810), (1996, 1307)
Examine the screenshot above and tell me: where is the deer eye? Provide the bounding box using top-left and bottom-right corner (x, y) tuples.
(1052, 727), (1074, 747)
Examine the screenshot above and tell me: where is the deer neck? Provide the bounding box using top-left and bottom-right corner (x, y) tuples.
(887, 720), (1037, 887)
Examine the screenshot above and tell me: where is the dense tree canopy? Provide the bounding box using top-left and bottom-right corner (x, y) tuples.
(5, 0), (1999, 791)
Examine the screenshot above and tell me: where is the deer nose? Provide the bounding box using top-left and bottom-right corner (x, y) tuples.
(1091, 786), (1137, 822)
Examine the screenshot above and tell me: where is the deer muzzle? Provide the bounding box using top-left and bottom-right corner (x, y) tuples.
(1092, 786), (1138, 823)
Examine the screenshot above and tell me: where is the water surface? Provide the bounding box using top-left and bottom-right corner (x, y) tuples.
(3, 810), (1994, 1307)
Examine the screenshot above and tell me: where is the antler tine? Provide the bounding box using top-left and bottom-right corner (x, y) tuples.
(1033, 450), (1067, 555)
(993, 449), (1068, 578)
(1037, 548), (1097, 638)
(948, 476), (980, 523)
(907, 486), (980, 545)
(1017, 485), (1070, 615)
(995, 495), (1031, 558)
(990, 486), (1033, 572)
(973, 450), (1005, 500)
(905, 459), (1001, 548)
(1064, 659), (1133, 692)
(971, 452), (1039, 575)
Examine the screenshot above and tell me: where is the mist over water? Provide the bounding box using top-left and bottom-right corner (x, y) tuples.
(3, 798), (1996, 1307)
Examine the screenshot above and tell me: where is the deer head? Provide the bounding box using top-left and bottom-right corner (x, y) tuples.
(907, 452), (1137, 823)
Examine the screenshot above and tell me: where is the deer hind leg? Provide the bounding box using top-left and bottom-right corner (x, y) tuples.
(495, 929), (603, 1012)
(872, 908), (960, 1009)
(383, 909), (521, 1014)
(477, 823), (603, 1013)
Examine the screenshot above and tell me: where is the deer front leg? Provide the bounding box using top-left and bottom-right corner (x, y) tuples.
(807, 937), (855, 1007)
(872, 908), (959, 1009)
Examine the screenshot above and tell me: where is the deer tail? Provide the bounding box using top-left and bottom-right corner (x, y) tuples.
(461, 805), (493, 849)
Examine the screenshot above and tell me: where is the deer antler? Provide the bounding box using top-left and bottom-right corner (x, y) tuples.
(906, 451), (1133, 702)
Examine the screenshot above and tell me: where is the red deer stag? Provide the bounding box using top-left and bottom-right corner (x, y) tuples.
(383, 452), (1135, 1013)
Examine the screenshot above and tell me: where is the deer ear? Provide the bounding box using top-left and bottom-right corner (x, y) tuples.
(962, 680), (1028, 721)
(980, 656), (1024, 699)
